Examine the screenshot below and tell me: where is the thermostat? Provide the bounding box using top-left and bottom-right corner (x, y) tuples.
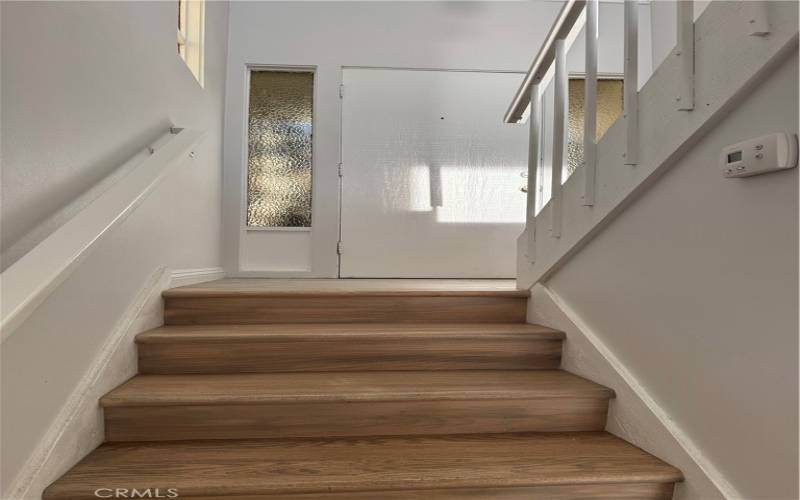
(720, 132), (798, 178)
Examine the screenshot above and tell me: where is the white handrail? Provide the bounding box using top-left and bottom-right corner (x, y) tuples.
(504, 0), (586, 124)
(0, 127), (204, 342)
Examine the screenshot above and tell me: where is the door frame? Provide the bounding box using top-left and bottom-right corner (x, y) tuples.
(225, 63), (346, 278)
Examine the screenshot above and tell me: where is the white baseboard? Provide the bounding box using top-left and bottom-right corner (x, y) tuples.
(3, 268), (170, 500)
(169, 266), (225, 288)
(528, 284), (740, 500)
(3, 265), (225, 500)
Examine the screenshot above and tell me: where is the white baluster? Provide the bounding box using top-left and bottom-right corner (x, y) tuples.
(623, 0), (638, 166)
(676, 0), (695, 111)
(526, 83), (541, 262)
(551, 39), (568, 238)
(583, 0), (598, 206)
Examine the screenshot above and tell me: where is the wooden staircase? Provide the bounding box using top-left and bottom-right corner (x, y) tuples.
(44, 279), (682, 499)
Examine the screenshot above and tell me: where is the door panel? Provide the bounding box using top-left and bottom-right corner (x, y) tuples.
(340, 69), (528, 278)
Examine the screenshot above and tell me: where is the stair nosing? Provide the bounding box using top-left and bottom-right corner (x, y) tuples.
(162, 289), (530, 299)
(100, 392), (613, 407)
(135, 324), (565, 344)
(99, 371), (614, 408)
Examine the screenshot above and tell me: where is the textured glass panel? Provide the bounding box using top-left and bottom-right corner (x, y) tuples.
(247, 71), (313, 227)
(566, 78), (624, 177)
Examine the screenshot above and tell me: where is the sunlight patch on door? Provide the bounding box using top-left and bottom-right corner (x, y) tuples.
(381, 164), (526, 223)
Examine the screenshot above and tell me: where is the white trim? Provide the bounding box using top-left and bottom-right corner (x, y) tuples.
(535, 283), (742, 499)
(168, 266), (225, 288)
(4, 265), (224, 498)
(232, 269), (323, 278)
(246, 64), (317, 72)
(177, 0), (204, 87)
(244, 226), (312, 233)
(568, 71), (624, 80)
(240, 66), (317, 236)
(341, 66), (527, 75)
(3, 268), (170, 500)
(237, 64), (252, 268)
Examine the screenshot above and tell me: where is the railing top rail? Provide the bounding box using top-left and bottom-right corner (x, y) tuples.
(503, 0), (586, 124)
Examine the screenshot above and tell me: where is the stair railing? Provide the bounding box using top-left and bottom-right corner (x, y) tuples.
(506, 0), (695, 267)
(0, 127), (204, 342)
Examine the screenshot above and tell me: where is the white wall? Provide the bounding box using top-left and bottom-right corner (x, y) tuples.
(0, 1), (229, 496)
(222, 1), (653, 277)
(527, 285), (725, 500)
(541, 50), (798, 499)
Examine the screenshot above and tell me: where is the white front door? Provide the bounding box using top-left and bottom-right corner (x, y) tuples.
(340, 69), (528, 278)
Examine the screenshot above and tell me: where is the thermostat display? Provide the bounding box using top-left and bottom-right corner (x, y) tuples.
(726, 151), (742, 163)
(720, 132), (798, 178)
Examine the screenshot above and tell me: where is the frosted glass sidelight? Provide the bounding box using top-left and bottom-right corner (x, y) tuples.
(566, 78), (623, 177)
(247, 70), (313, 227)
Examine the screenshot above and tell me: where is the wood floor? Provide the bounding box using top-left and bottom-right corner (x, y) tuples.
(44, 279), (681, 499)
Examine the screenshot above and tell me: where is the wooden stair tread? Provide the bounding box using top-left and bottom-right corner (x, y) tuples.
(136, 323), (564, 374)
(43, 432), (682, 499)
(164, 278), (529, 298)
(44, 279), (682, 498)
(136, 323), (564, 343)
(101, 370), (612, 407)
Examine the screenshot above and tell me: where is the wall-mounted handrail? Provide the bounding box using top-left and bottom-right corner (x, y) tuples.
(0, 127), (204, 342)
(503, 0), (586, 124)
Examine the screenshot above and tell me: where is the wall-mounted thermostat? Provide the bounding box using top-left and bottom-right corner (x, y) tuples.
(720, 132), (798, 178)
